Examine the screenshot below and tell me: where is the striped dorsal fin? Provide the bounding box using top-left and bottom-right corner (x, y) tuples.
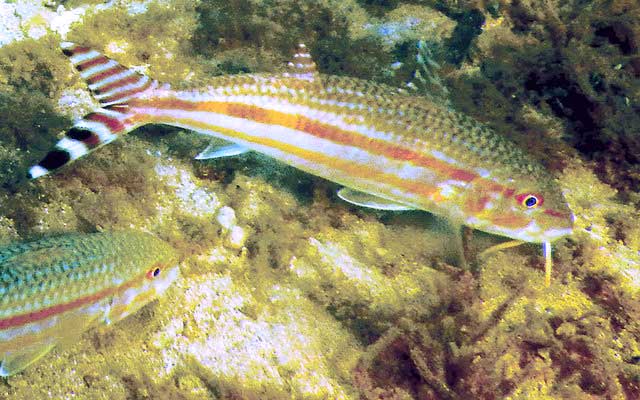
(28, 43), (159, 179)
(60, 42), (157, 107)
(283, 43), (318, 82)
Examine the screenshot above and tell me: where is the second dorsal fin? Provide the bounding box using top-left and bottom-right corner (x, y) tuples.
(283, 43), (318, 82)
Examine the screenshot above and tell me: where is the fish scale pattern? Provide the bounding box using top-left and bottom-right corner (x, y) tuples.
(0, 232), (175, 320)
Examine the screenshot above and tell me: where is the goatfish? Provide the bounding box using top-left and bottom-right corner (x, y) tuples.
(0, 231), (179, 376)
(29, 42), (574, 283)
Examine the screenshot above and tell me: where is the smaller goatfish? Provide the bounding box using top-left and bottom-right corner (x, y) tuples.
(0, 231), (179, 376)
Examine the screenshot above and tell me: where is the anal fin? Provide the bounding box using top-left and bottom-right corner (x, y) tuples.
(337, 188), (414, 211)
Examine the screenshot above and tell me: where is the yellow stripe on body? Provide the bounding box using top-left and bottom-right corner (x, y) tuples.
(130, 96), (491, 218)
(150, 112), (441, 205)
(139, 97), (501, 186)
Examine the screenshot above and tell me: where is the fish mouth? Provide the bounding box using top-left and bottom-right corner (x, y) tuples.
(481, 222), (574, 243)
(520, 225), (574, 243)
(154, 264), (180, 294)
(540, 226), (574, 241)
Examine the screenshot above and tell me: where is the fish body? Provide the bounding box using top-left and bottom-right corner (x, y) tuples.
(0, 231), (178, 376)
(30, 43), (573, 244)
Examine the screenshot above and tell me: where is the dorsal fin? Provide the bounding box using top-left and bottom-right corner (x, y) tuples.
(283, 43), (318, 82)
(60, 42), (157, 107)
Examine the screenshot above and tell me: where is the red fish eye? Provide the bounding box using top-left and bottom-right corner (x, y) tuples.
(516, 193), (543, 208)
(146, 267), (161, 279)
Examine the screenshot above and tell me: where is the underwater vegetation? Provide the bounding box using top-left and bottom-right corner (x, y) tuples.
(0, 0), (638, 399)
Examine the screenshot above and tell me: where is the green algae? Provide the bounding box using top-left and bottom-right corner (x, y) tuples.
(0, 0), (639, 399)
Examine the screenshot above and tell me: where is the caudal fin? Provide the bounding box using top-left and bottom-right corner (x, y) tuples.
(28, 42), (158, 179)
(60, 42), (156, 106)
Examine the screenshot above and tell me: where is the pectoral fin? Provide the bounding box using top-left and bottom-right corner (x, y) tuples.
(195, 143), (249, 160)
(0, 300), (108, 376)
(337, 188), (414, 211)
(0, 341), (56, 377)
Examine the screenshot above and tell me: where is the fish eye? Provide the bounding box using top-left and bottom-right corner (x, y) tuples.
(522, 195), (539, 208)
(515, 193), (543, 209)
(146, 267), (162, 279)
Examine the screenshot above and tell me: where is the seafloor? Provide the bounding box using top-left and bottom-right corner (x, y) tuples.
(0, 0), (638, 399)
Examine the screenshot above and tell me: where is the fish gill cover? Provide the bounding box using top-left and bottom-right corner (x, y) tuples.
(0, 0), (638, 399)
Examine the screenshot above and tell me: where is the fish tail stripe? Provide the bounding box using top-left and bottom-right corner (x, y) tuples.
(29, 150), (71, 178)
(0, 270), (147, 330)
(28, 165), (49, 179)
(76, 55), (110, 71)
(55, 137), (89, 160)
(28, 108), (131, 178)
(60, 42), (153, 107)
(67, 127), (102, 148)
(60, 42), (91, 57)
(79, 60), (120, 80)
(98, 77), (154, 106)
(94, 74), (141, 96)
(86, 66), (129, 86)
(85, 112), (126, 132)
(73, 119), (119, 143)
(68, 49), (102, 65)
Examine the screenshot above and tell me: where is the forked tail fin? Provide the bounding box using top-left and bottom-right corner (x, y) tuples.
(28, 42), (158, 179)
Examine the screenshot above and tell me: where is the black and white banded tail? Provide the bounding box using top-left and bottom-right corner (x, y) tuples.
(28, 42), (158, 179)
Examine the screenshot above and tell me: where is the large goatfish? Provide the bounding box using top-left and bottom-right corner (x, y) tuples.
(29, 42), (573, 284)
(0, 231), (178, 376)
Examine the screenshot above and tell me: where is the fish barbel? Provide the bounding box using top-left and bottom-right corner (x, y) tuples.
(0, 231), (179, 376)
(29, 42), (573, 280)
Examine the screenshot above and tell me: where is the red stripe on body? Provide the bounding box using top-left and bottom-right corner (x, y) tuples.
(226, 103), (269, 120)
(0, 271), (146, 330)
(450, 169), (477, 183)
(184, 100), (482, 185)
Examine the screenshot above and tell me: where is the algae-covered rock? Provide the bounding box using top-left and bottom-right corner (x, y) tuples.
(0, 0), (639, 399)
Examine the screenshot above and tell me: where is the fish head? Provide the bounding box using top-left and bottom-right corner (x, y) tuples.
(106, 234), (180, 324)
(464, 179), (574, 243)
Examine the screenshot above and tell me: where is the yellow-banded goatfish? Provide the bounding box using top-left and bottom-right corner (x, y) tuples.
(0, 231), (178, 376)
(29, 42), (573, 283)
